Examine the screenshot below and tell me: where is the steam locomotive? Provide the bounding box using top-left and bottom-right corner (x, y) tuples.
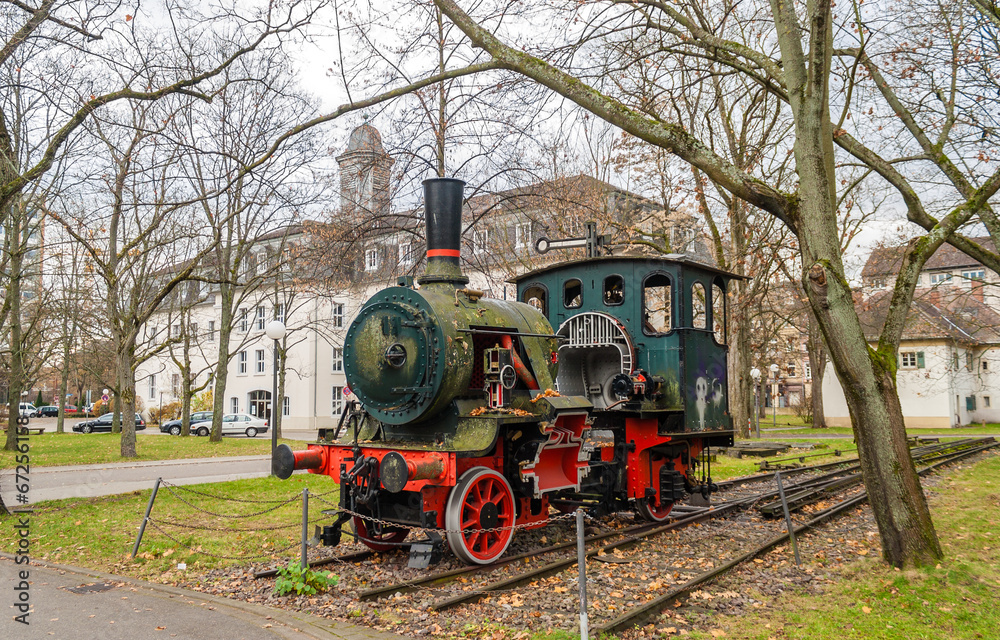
(274, 178), (737, 565)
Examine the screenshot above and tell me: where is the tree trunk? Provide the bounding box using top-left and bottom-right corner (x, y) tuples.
(118, 347), (138, 458)
(807, 311), (827, 428)
(210, 282), (235, 443)
(4, 209), (25, 452)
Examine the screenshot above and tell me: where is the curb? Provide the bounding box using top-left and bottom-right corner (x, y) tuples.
(0, 552), (403, 640)
(17, 455), (271, 474)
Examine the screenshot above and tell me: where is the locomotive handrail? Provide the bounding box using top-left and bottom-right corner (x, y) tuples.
(458, 327), (562, 339)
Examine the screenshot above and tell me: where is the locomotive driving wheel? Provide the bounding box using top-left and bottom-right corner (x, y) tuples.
(352, 514), (408, 552)
(446, 467), (516, 564)
(635, 497), (673, 522)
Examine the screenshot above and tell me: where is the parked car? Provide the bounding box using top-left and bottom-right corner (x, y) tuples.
(160, 411), (214, 436)
(72, 412), (146, 434)
(37, 405), (78, 418)
(220, 413), (268, 438)
(18, 403), (38, 418)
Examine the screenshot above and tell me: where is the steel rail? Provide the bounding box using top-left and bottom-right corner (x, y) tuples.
(590, 438), (997, 635)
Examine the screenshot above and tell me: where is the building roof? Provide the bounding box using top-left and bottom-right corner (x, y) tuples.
(855, 288), (1000, 344)
(862, 237), (995, 279)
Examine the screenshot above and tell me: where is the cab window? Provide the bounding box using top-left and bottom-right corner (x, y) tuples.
(712, 281), (726, 344)
(692, 282), (707, 329)
(521, 284), (548, 315)
(564, 279), (583, 308)
(603, 275), (624, 306)
(642, 273), (672, 334)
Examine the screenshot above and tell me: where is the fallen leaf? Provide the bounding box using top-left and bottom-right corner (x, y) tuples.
(862, 606), (871, 614)
(710, 631), (726, 638)
(155, 627), (165, 631)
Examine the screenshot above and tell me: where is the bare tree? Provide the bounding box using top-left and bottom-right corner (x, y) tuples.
(428, 0), (1000, 566)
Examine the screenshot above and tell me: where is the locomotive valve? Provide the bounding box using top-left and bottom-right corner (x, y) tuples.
(380, 452), (446, 493)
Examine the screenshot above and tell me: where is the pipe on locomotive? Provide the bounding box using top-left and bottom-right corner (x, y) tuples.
(418, 177), (469, 286)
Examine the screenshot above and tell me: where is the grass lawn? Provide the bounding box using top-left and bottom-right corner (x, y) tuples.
(684, 452), (1000, 640)
(710, 439), (859, 479)
(0, 473), (340, 581)
(0, 432), (300, 469)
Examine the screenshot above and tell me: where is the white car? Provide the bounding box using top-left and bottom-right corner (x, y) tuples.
(18, 403), (38, 418)
(221, 413), (268, 438)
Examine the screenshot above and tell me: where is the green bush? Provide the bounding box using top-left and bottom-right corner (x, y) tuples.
(273, 561), (339, 596)
(191, 389), (213, 412)
(148, 401), (181, 425)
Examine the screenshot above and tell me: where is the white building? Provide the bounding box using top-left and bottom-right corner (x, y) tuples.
(822, 286), (1000, 428)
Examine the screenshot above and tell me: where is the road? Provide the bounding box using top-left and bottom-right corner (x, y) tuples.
(1, 418), (321, 505)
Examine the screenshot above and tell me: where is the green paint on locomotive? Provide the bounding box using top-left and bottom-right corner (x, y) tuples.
(512, 255), (739, 432)
(342, 279), (559, 452)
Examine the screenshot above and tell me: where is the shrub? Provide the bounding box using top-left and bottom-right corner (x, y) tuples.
(149, 402), (181, 425)
(191, 389), (213, 412)
(273, 561), (339, 596)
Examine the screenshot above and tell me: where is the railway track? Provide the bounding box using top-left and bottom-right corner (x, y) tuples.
(353, 437), (995, 635)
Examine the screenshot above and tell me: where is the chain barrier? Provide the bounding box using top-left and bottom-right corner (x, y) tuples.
(310, 492), (584, 537)
(145, 518), (301, 561)
(162, 480), (337, 503)
(154, 516), (328, 533)
(162, 483), (302, 519)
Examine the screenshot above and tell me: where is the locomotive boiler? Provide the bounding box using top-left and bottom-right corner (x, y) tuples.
(274, 178), (737, 565)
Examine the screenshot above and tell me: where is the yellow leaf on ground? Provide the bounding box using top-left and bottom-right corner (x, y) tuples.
(862, 606), (872, 613)
(710, 630), (726, 638)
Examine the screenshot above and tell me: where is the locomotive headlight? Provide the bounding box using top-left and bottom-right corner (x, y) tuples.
(384, 343), (408, 368)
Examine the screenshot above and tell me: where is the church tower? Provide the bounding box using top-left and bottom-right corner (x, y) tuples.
(336, 122), (394, 220)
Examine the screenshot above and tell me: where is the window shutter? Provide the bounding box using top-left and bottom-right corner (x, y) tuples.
(966, 396), (977, 411)
(917, 352), (925, 368)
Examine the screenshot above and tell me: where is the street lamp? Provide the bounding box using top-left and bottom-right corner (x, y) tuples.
(265, 319), (286, 467)
(769, 364), (780, 429)
(750, 367), (761, 438)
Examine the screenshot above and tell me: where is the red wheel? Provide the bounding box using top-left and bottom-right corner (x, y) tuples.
(352, 515), (408, 552)
(636, 497), (673, 522)
(446, 467), (516, 564)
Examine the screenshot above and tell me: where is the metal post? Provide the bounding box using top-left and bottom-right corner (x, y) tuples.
(772, 382), (777, 429)
(301, 488), (309, 569)
(774, 472), (802, 566)
(753, 384), (759, 438)
(576, 508), (589, 640)
(131, 477), (162, 558)
(271, 337), (279, 466)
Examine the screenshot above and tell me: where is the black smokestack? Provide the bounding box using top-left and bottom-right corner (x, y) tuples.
(420, 177), (469, 285)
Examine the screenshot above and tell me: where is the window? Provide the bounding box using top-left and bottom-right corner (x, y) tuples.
(691, 282), (707, 329)
(275, 303), (285, 324)
(473, 230), (489, 256)
(954, 351), (960, 370)
(603, 275), (624, 306)
(332, 347), (343, 372)
(563, 279), (583, 308)
(962, 269), (985, 282)
(256, 305), (266, 331)
(255, 349), (265, 374)
(399, 242), (412, 266)
(929, 272), (953, 285)
(239, 308), (248, 332)
(712, 282), (726, 344)
(787, 362), (796, 377)
(172, 323), (181, 338)
(522, 284), (548, 316)
(190, 323), (198, 337)
(332, 303), (344, 328)
(149, 326), (158, 342)
(515, 222), (531, 249)
(231, 397), (239, 413)
(171, 374), (180, 396)
(643, 273), (672, 334)
(332, 386), (344, 416)
(209, 320), (216, 340)
(238, 350), (247, 374)
(985, 396), (992, 408)
(283, 396), (290, 417)
(148, 375), (156, 400)
(365, 248), (380, 271)
(900, 351), (925, 369)
(983, 360), (989, 371)
(967, 352), (974, 370)
(804, 360), (812, 380)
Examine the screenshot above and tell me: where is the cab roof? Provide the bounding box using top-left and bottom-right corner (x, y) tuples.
(508, 254), (749, 285)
